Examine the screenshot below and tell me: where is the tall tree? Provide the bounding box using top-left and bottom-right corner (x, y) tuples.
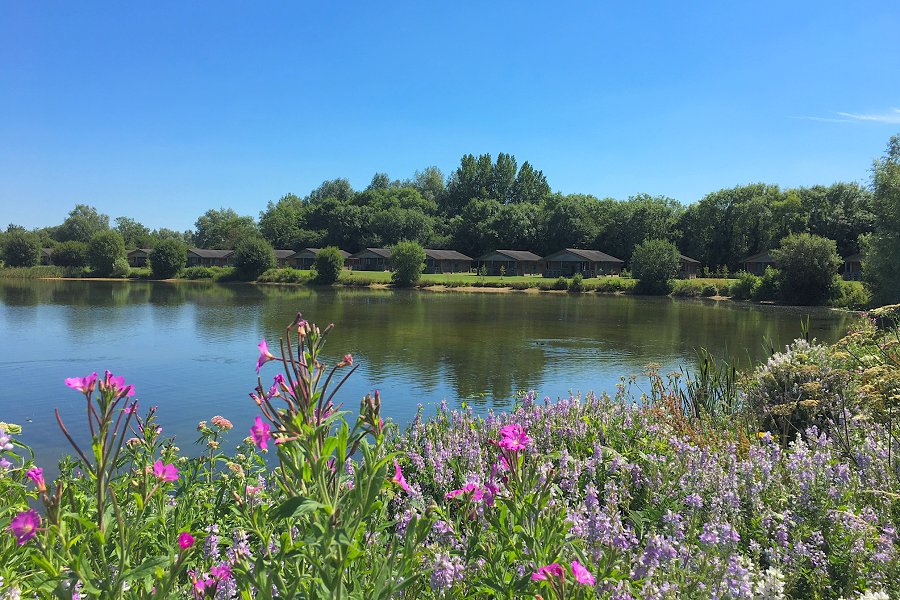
(193, 208), (258, 249)
(114, 216), (152, 249)
(864, 134), (900, 305)
(412, 166), (445, 202)
(511, 161), (551, 204)
(55, 204), (110, 243)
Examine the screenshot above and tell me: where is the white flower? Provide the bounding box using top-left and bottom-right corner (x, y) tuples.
(753, 566), (785, 600)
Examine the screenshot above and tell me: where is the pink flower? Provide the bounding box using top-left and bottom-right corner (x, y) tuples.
(153, 460), (179, 482)
(99, 370), (135, 398)
(498, 424), (530, 451)
(531, 563), (565, 581)
(210, 563), (232, 580)
(256, 339), (278, 373)
(178, 531), (195, 549)
(26, 467), (46, 493)
(446, 483), (485, 501)
(9, 509), (40, 545)
(391, 459), (410, 492)
(571, 560), (595, 586)
(65, 372), (98, 395)
(338, 354), (353, 367)
(250, 416), (271, 451)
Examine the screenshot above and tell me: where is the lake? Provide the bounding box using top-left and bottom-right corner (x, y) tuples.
(0, 279), (856, 465)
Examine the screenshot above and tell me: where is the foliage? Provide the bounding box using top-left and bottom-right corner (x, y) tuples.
(568, 273), (585, 292)
(149, 238), (187, 279)
(701, 283), (718, 297)
(114, 216), (153, 249)
(0, 265), (67, 279)
(54, 204), (110, 243)
(750, 266), (780, 301)
(864, 134), (900, 305)
(257, 267), (311, 284)
(182, 266), (234, 281)
(1, 230), (41, 267)
(313, 247), (345, 284)
(670, 279), (705, 297)
(52, 240), (88, 268)
(830, 279), (871, 310)
(631, 238), (680, 295)
(110, 257), (130, 278)
(772, 233), (841, 305)
(232, 237), (276, 281)
(193, 208), (259, 250)
(730, 271), (758, 300)
(87, 230), (126, 276)
(390, 241), (425, 287)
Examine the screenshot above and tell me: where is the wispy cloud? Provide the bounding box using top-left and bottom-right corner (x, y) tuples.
(794, 108), (900, 124)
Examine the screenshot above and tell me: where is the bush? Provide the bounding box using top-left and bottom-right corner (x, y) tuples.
(110, 257), (130, 278)
(829, 278), (871, 310)
(233, 237), (275, 281)
(595, 277), (636, 293)
(182, 266), (234, 281)
(717, 281), (732, 296)
(52, 241), (88, 268)
(2, 231), (40, 267)
(701, 283), (718, 297)
(149, 239), (187, 279)
(750, 266), (780, 301)
(631, 239), (680, 295)
(772, 233), (841, 305)
(568, 273), (585, 293)
(313, 247), (345, 284)
(87, 230), (126, 276)
(670, 279), (704, 297)
(390, 241), (425, 287)
(551, 276), (568, 290)
(730, 271), (758, 300)
(258, 268), (310, 284)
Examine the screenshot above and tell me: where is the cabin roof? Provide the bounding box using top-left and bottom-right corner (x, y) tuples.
(679, 254), (700, 264)
(741, 250), (775, 263)
(188, 248), (235, 258)
(350, 248), (392, 259)
(544, 248), (624, 263)
(295, 248), (351, 258)
(127, 248), (153, 256)
(478, 249), (542, 261)
(424, 249), (473, 261)
(843, 253), (863, 262)
(274, 249), (296, 259)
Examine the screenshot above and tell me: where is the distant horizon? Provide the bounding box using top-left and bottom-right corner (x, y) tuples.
(2, 1), (899, 231)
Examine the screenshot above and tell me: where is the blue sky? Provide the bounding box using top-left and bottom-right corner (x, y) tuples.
(2, 1), (899, 231)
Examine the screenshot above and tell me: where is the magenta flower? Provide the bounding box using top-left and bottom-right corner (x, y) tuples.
(498, 423), (531, 451)
(446, 483), (485, 501)
(571, 560), (595, 586)
(531, 563), (565, 581)
(65, 372), (98, 395)
(99, 370), (135, 398)
(177, 531), (195, 549)
(9, 509), (40, 545)
(153, 460), (179, 482)
(26, 467), (47, 493)
(256, 339), (278, 373)
(392, 459), (411, 492)
(210, 563), (232, 580)
(250, 416), (271, 451)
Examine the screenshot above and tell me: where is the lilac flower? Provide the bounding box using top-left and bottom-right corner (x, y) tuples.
(26, 467), (46, 493)
(256, 339), (277, 373)
(9, 509), (40, 545)
(429, 552), (465, 592)
(250, 416), (271, 451)
(392, 460), (410, 492)
(531, 563), (564, 581)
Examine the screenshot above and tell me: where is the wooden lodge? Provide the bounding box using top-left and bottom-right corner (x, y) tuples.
(349, 248), (392, 271)
(477, 250), (542, 276)
(127, 248), (153, 268)
(423, 249), (473, 274)
(290, 248), (351, 270)
(542, 249), (623, 278)
(741, 250), (776, 275)
(843, 253), (863, 281)
(40, 248), (54, 265)
(274, 249), (296, 268)
(679, 254), (701, 279)
(186, 248), (234, 267)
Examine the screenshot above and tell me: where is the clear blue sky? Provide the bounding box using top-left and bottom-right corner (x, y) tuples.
(2, 1), (899, 231)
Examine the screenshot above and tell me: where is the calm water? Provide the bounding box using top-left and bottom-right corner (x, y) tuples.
(0, 279), (856, 465)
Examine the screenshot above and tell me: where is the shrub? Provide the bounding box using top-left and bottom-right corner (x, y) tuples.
(2, 231), (40, 267)
(258, 268), (310, 284)
(730, 271), (758, 300)
(52, 240), (89, 268)
(149, 238), (187, 279)
(551, 276), (568, 290)
(183, 266), (215, 279)
(717, 281), (731, 296)
(313, 246), (345, 284)
(233, 237), (276, 280)
(772, 233), (841, 305)
(87, 230), (126, 276)
(595, 277), (636, 293)
(828, 278), (871, 310)
(390, 241), (425, 287)
(631, 239), (679, 295)
(701, 283), (718, 297)
(568, 273), (585, 292)
(750, 266), (780, 301)
(670, 279), (704, 297)
(110, 257), (130, 278)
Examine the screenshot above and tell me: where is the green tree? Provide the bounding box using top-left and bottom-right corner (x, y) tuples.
(233, 237), (275, 280)
(87, 230), (126, 276)
(259, 194), (307, 249)
(631, 239), (680, 295)
(313, 247), (345, 284)
(772, 233), (841, 305)
(864, 134), (900, 305)
(193, 208), (259, 249)
(149, 238), (187, 279)
(114, 216), (152, 249)
(55, 204), (110, 243)
(2, 230), (41, 267)
(53, 240), (89, 267)
(412, 166), (446, 202)
(390, 241), (425, 287)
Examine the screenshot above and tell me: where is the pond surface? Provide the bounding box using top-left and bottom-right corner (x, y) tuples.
(0, 280), (856, 465)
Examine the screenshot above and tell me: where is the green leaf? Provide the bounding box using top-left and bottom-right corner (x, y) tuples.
(271, 495), (327, 520)
(121, 556), (169, 582)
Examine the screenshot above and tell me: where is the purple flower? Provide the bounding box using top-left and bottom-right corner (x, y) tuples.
(9, 509), (40, 545)
(571, 560), (595, 586)
(26, 467), (46, 493)
(178, 531), (195, 549)
(392, 459), (411, 492)
(532, 563), (565, 581)
(99, 370), (135, 398)
(250, 416), (271, 451)
(65, 372), (98, 395)
(256, 339), (278, 373)
(498, 423), (530, 451)
(153, 460), (179, 482)
(445, 483), (485, 501)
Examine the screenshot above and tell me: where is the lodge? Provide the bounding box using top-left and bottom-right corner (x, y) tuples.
(477, 250), (542, 276)
(541, 249), (624, 278)
(423, 249), (473, 274)
(741, 251), (776, 275)
(349, 248), (392, 271)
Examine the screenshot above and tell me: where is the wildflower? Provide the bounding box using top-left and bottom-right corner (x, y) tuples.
(338, 354), (353, 367)
(153, 460), (179, 482)
(256, 339), (278, 373)
(532, 563), (565, 581)
(498, 423), (530, 451)
(446, 483), (485, 501)
(25, 467), (46, 493)
(123, 402), (138, 414)
(65, 372), (98, 395)
(197, 421), (207, 431)
(429, 552), (465, 591)
(227, 462), (245, 478)
(250, 416), (271, 451)
(0, 428), (13, 451)
(99, 370), (135, 398)
(571, 560), (594, 586)
(211, 415), (232, 430)
(210, 563), (232, 580)
(392, 459), (411, 492)
(178, 532), (195, 549)
(9, 509), (40, 545)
